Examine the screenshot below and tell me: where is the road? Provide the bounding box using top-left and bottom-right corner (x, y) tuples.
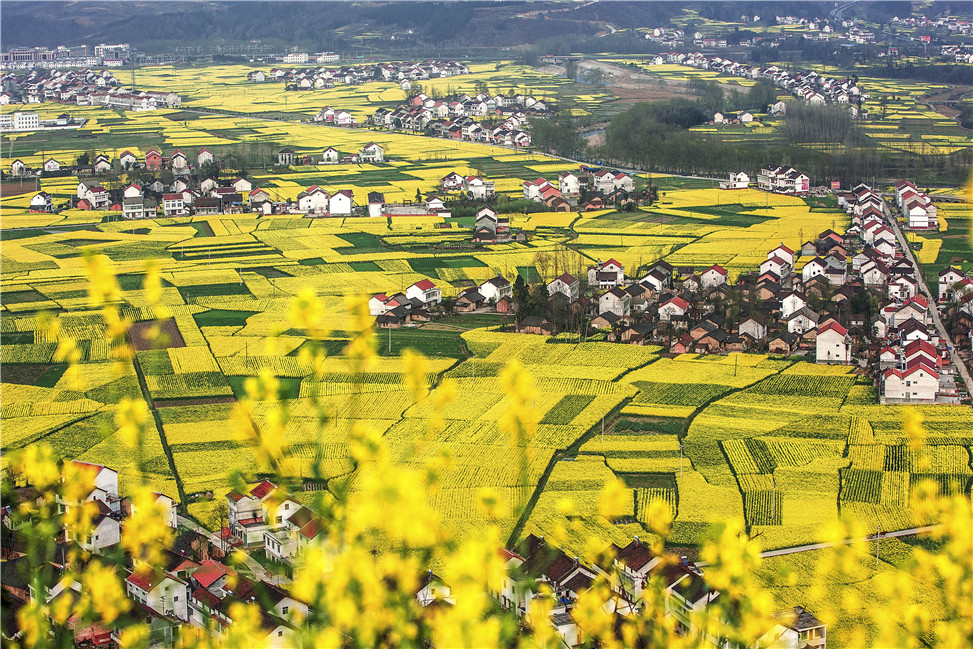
(694, 524), (943, 567)
(885, 201), (973, 392)
(177, 514), (280, 584)
(758, 525), (943, 559)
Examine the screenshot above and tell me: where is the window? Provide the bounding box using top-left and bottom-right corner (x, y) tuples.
(284, 504), (289, 510)
(282, 606), (288, 615)
(276, 516), (282, 524)
(278, 631), (284, 638)
(174, 596), (179, 602)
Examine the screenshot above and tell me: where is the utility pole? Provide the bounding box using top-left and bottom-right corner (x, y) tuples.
(680, 443), (684, 478)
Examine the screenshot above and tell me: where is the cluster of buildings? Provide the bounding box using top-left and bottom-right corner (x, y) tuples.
(1, 461), (827, 648)
(893, 179), (939, 231)
(491, 534), (827, 649)
(521, 169), (636, 211)
(757, 165), (811, 194)
(650, 52), (866, 110)
(0, 68), (180, 110)
(246, 59), (470, 88)
(501, 181), (964, 404)
(0, 43), (129, 70)
(1, 464), (308, 646)
(371, 91), (548, 147)
(0, 110), (84, 132)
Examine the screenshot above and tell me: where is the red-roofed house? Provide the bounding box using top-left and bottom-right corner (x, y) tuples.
(658, 296), (690, 321)
(145, 149), (163, 170)
(406, 279), (442, 305)
(768, 244), (795, 266)
(125, 569), (189, 621)
(883, 362), (938, 402)
(369, 293), (390, 316)
(191, 560), (235, 594)
(701, 264), (728, 289)
(816, 321), (851, 364)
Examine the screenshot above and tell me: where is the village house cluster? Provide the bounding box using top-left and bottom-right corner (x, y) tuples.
(893, 179), (939, 231)
(0, 462), (827, 649)
(246, 59), (470, 89)
(0, 43), (130, 70)
(650, 53), (866, 112)
(370, 91), (549, 147)
(0, 110), (84, 132)
(368, 174), (968, 406)
(0, 68), (180, 110)
(521, 168), (637, 212)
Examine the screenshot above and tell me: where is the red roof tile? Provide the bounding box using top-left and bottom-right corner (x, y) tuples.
(249, 480), (276, 500)
(193, 560), (232, 588)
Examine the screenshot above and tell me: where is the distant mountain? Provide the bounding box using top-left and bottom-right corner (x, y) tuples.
(3, 1), (966, 54)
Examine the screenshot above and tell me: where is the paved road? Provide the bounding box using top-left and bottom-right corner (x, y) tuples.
(757, 525), (943, 559)
(885, 202), (973, 392)
(177, 514), (281, 583)
(695, 524), (943, 567)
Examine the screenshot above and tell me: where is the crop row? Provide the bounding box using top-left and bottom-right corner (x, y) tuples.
(840, 468), (883, 504)
(742, 489), (782, 526)
(635, 487), (676, 523)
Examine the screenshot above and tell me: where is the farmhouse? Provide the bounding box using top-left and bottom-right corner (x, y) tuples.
(815, 321), (851, 364)
(406, 279), (442, 306)
(547, 273), (580, 302)
(359, 142), (384, 163)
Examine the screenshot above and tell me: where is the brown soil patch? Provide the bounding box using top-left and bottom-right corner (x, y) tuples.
(128, 317), (186, 351)
(1, 181), (36, 198)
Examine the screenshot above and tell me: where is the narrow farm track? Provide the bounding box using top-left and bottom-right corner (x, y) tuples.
(131, 353), (189, 509)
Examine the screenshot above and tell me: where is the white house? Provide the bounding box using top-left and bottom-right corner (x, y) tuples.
(758, 606), (827, 649)
(719, 172), (749, 190)
(368, 191), (385, 218)
(780, 291), (807, 318)
(938, 267), (965, 300)
(369, 293), (390, 316)
(883, 362), (939, 403)
(786, 308), (819, 334)
(329, 190), (354, 216)
(558, 171), (582, 197)
(768, 244), (796, 267)
(359, 142), (384, 163)
(197, 148), (215, 166)
(816, 321), (851, 364)
(588, 259), (625, 288)
(658, 296), (690, 322)
(547, 273), (580, 302)
(10, 159), (26, 176)
(298, 186), (330, 214)
(43, 158), (61, 172)
(479, 276), (512, 302)
(802, 257), (827, 282)
(599, 287), (631, 317)
(406, 279), (442, 306)
(739, 317), (767, 340)
(321, 147), (341, 163)
(125, 570), (189, 622)
(463, 176), (495, 200)
(700, 264), (728, 288)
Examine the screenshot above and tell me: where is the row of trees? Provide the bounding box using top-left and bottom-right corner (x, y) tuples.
(598, 96), (970, 186)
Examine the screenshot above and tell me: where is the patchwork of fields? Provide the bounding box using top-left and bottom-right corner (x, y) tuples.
(2, 68), (970, 560)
